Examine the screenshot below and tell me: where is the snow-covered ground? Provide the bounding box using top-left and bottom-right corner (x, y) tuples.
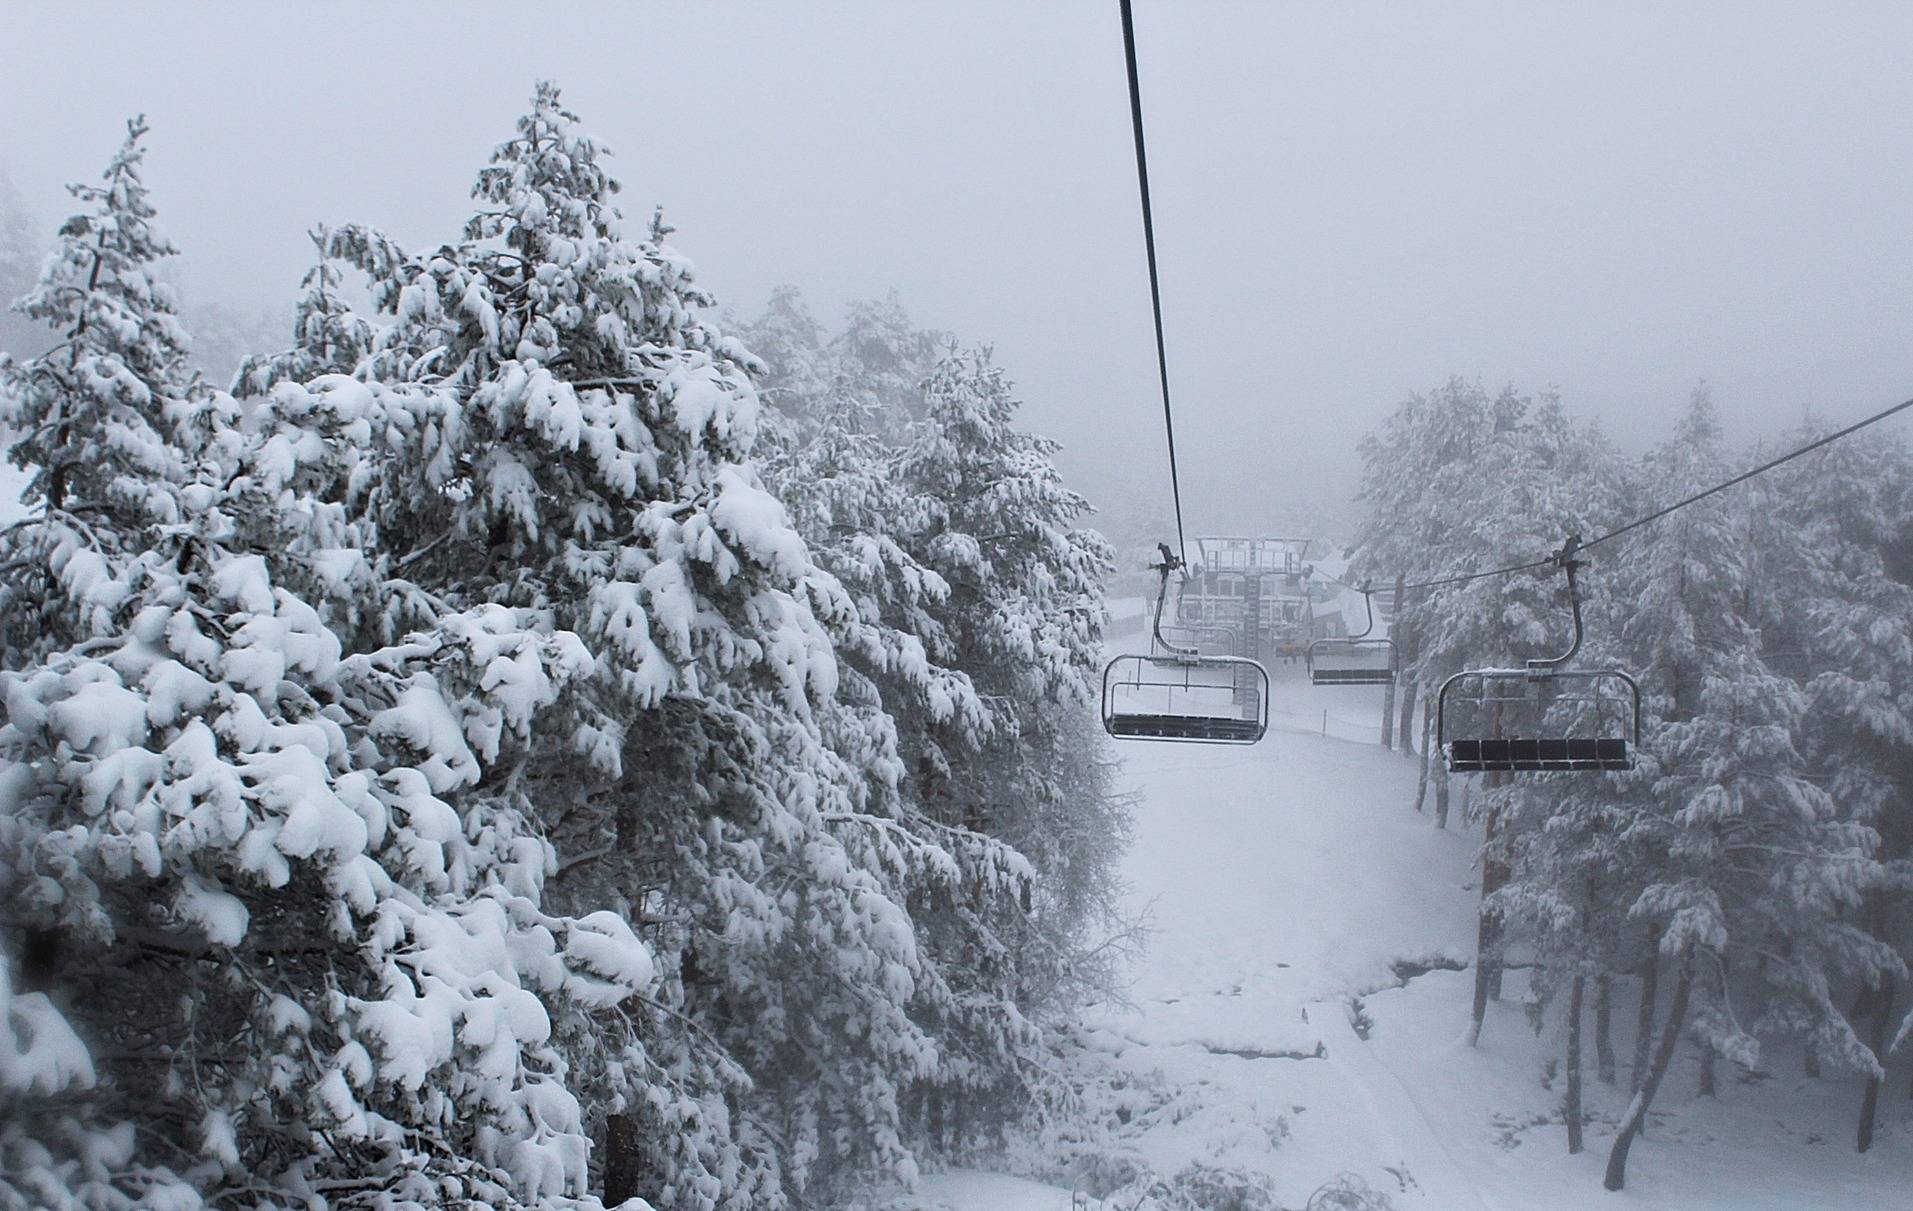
(927, 661), (1913, 1210)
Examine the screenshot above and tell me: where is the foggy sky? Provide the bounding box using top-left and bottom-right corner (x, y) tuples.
(5, 0), (1913, 545)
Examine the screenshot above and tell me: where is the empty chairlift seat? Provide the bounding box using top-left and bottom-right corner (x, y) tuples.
(1306, 579), (1396, 687)
(1435, 536), (1645, 775)
(1437, 668), (1640, 773)
(1102, 651), (1269, 743)
(1306, 638), (1397, 686)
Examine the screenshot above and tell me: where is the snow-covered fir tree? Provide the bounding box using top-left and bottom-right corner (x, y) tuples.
(0, 117), (662, 1211)
(233, 84), (1121, 1206)
(1763, 421), (1913, 1150)
(744, 293), (1130, 1155)
(0, 118), (234, 667)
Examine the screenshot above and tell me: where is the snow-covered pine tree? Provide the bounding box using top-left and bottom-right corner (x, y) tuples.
(276, 84), (1015, 1206)
(234, 227), (377, 395)
(0, 117), (234, 668)
(745, 292), (1131, 1163)
(895, 345), (1124, 1133)
(1596, 389), (1890, 1189)
(1355, 380), (1628, 1042)
(1762, 422), (1913, 1151)
(1, 122), (658, 1211)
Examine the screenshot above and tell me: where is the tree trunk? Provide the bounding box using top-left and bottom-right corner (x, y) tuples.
(1858, 974), (1895, 1153)
(1467, 906), (1494, 1047)
(1467, 804), (1503, 1047)
(1604, 945), (1695, 1191)
(1381, 573), (1407, 749)
(1381, 672), (1398, 749)
(1434, 757), (1451, 829)
(603, 1111), (645, 1206)
(1594, 973), (1617, 1084)
(1413, 697), (1433, 813)
(1566, 972), (1586, 1154)
(1475, 798), (1506, 1012)
(1631, 950), (1660, 1094)
(1697, 955), (1726, 1096)
(1394, 590), (1418, 749)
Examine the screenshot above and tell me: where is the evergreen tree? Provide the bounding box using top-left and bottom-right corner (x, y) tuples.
(281, 85), (1024, 1206)
(234, 227), (376, 395)
(1, 120), (653, 1211)
(746, 294), (1130, 1162)
(0, 118), (234, 667)
(1764, 422), (1913, 1150)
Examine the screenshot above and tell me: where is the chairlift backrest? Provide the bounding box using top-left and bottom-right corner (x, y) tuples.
(1435, 537), (1643, 773)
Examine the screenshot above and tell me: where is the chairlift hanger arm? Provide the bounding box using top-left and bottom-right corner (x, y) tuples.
(1348, 580), (1376, 642)
(1525, 535), (1584, 673)
(1149, 548), (1199, 659)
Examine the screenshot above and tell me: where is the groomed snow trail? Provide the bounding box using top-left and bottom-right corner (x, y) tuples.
(1090, 665), (1488, 1208)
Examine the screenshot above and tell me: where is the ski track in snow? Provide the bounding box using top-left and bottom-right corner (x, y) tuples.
(1086, 663), (1487, 1210)
(932, 658), (1913, 1210)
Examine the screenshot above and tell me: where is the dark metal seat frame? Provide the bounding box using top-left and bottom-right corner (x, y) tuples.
(1306, 579), (1397, 686)
(1102, 550), (1270, 745)
(1436, 537), (1641, 774)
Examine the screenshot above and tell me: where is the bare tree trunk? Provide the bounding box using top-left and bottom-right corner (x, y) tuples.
(1413, 697), (1432, 813)
(1434, 757), (1451, 829)
(1859, 974), (1895, 1153)
(1805, 1047), (1821, 1079)
(1696, 956), (1725, 1096)
(1594, 973), (1617, 1084)
(1467, 800), (1504, 1048)
(1381, 572), (1407, 749)
(1381, 673), (1398, 749)
(1478, 794), (1507, 1004)
(1631, 950), (1660, 1095)
(1394, 587), (1418, 750)
(1467, 907), (1494, 1047)
(1566, 972), (1586, 1154)
(1604, 945), (1695, 1191)
(603, 1110), (645, 1206)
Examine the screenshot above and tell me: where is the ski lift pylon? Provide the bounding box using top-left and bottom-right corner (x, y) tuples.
(1436, 536), (1641, 773)
(1306, 577), (1397, 686)
(1102, 545), (1270, 744)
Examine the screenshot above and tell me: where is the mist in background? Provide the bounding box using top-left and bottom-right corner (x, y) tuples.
(5, 0), (1912, 550)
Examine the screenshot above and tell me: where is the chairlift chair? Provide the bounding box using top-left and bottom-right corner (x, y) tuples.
(1102, 547), (1270, 744)
(1306, 580), (1397, 686)
(1436, 537), (1641, 773)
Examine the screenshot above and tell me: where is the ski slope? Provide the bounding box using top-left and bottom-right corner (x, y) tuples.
(919, 660), (1913, 1211)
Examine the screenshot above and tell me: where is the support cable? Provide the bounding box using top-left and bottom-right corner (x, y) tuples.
(1120, 0), (1189, 568)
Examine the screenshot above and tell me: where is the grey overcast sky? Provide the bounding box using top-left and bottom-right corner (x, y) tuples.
(5, 0), (1913, 542)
